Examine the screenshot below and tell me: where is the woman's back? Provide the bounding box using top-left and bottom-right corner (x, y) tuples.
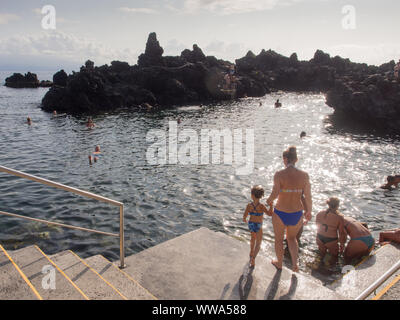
(276, 166), (309, 212)
(344, 217), (370, 238)
(316, 210), (343, 238)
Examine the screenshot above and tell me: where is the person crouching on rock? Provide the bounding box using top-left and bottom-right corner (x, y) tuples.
(242, 185), (272, 268)
(342, 216), (375, 264)
(380, 175), (400, 190)
(315, 198), (346, 265)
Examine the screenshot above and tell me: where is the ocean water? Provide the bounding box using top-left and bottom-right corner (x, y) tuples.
(0, 71), (399, 282)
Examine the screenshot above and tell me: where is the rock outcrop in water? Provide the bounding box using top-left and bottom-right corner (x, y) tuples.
(42, 33), (269, 113)
(40, 32), (400, 133)
(5, 72), (52, 88)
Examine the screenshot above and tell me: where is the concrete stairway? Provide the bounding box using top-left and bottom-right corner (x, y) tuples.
(0, 244), (156, 300)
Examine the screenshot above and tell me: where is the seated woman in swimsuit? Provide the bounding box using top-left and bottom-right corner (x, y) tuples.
(379, 228), (400, 245)
(343, 216), (375, 264)
(315, 197), (346, 265)
(243, 185), (272, 268)
(267, 146), (312, 272)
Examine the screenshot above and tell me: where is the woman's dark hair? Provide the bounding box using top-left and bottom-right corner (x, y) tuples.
(251, 185), (264, 199)
(283, 146), (298, 163)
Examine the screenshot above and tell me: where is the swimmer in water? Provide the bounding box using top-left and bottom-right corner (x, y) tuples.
(275, 99), (282, 108)
(380, 175), (400, 190)
(86, 117), (95, 128)
(243, 185), (273, 268)
(27, 117), (32, 125)
(379, 228), (400, 245)
(300, 131), (306, 138)
(53, 111), (57, 116)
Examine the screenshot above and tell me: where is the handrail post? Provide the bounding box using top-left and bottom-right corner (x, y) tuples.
(119, 204), (125, 269)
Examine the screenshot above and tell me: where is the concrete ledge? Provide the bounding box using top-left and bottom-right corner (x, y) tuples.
(121, 228), (345, 300)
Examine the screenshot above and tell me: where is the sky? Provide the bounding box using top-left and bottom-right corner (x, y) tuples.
(0, 0), (399, 71)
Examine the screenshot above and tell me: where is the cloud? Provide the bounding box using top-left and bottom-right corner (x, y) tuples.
(167, 0), (311, 15)
(0, 13), (20, 25)
(118, 7), (159, 14)
(0, 31), (139, 70)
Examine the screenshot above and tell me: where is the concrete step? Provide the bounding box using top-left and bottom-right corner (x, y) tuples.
(50, 250), (127, 300)
(8, 245), (87, 300)
(327, 243), (400, 299)
(122, 227), (345, 300)
(0, 245), (40, 300)
(85, 255), (157, 300)
(374, 273), (400, 300)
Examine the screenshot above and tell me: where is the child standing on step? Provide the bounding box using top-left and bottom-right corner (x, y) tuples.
(243, 185), (273, 267)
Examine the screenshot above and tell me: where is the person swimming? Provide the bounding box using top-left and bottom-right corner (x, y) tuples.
(243, 185), (272, 267)
(342, 216), (375, 264)
(300, 131), (306, 138)
(275, 99), (282, 108)
(27, 117), (32, 125)
(315, 197), (346, 265)
(379, 228), (400, 245)
(380, 175), (400, 190)
(86, 117), (95, 128)
(267, 146), (312, 272)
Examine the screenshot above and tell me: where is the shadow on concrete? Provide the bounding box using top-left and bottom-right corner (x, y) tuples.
(219, 283), (230, 300)
(279, 274), (298, 300)
(238, 266), (254, 300)
(264, 269), (282, 300)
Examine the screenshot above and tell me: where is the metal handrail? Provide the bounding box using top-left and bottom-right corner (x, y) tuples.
(0, 166), (125, 268)
(355, 259), (400, 300)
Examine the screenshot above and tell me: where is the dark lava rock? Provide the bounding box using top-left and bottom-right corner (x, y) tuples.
(5, 72), (40, 88)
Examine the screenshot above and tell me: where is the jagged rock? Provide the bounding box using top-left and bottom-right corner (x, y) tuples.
(181, 44), (206, 63)
(137, 32), (165, 67)
(53, 70), (68, 87)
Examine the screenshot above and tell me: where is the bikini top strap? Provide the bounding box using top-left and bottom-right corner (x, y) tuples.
(252, 202), (259, 211)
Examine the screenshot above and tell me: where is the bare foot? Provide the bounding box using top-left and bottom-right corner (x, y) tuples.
(292, 265), (299, 273)
(271, 260), (282, 270)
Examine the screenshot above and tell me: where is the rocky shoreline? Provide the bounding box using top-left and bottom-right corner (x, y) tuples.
(35, 32), (400, 133)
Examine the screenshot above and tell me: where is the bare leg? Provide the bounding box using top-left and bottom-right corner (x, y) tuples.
(316, 237), (327, 259)
(325, 241), (339, 265)
(250, 232), (256, 260)
(253, 229), (263, 265)
(344, 240), (369, 265)
(287, 217), (303, 272)
(272, 213), (285, 269)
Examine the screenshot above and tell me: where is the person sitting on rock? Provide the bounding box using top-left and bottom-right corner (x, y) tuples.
(315, 198), (346, 265)
(275, 99), (282, 108)
(379, 228), (400, 245)
(342, 216), (375, 264)
(380, 175), (400, 190)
